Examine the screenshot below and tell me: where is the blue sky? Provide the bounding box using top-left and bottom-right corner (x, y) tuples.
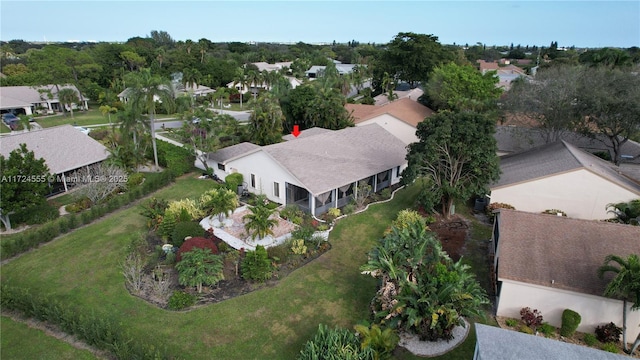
(1, 1), (638, 48)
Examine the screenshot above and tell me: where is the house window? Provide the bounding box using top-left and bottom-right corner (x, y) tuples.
(217, 163), (225, 171)
(273, 182), (280, 198)
(250, 174), (256, 188)
(396, 166), (401, 177)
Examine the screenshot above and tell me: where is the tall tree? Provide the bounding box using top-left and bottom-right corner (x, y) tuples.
(575, 67), (640, 165)
(502, 65), (582, 143)
(0, 144), (51, 230)
(232, 67), (247, 109)
(57, 88), (80, 118)
(426, 62), (502, 113)
(248, 93), (285, 146)
(404, 111), (500, 218)
(598, 254), (640, 354)
(124, 69), (174, 170)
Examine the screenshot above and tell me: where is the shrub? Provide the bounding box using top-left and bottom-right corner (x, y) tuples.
(65, 197), (92, 213)
(505, 318), (519, 327)
(380, 188), (391, 199)
(601, 342), (619, 353)
(520, 307), (543, 329)
(225, 172), (243, 193)
(279, 204), (304, 221)
(291, 239), (307, 255)
(583, 333), (598, 346)
(177, 237), (219, 261)
(127, 172), (145, 187)
(176, 248), (224, 293)
(167, 290), (196, 310)
(298, 324), (375, 360)
(538, 323), (556, 337)
(241, 245), (273, 282)
(171, 222), (205, 248)
(519, 325), (534, 335)
(343, 202), (356, 215)
(595, 322), (622, 343)
(153, 140), (195, 176)
(560, 309), (581, 337)
(217, 241), (230, 253)
(291, 226), (315, 242)
(266, 242), (291, 263)
(353, 323), (399, 360)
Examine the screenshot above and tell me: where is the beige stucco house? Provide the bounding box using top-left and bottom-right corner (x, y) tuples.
(345, 98), (434, 145)
(489, 140), (640, 220)
(492, 209), (640, 341)
(205, 124), (407, 216)
(0, 84), (88, 116)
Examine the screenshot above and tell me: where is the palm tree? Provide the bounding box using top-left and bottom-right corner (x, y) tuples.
(182, 68), (201, 92)
(607, 200), (640, 225)
(200, 188), (239, 223)
(245, 69), (262, 101)
(99, 105), (118, 126)
(598, 254), (640, 354)
(243, 196), (277, 241)
(232, 67), (247, 109)
(57, 88), (79, 118)
(124, 69), (174, 171)
(248, 93), (284, 146)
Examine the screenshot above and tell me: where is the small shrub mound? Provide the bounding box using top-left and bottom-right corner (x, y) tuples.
(601, 342), (619, 353)
(167, 290), (196, 310)
(177, 237), (218, 261)
(505, 318), (519, 327)
(225, 172), (243, 193)
(583, 333), (598, 346)
(520, 307), (543, 329)
(595, 322), (622, 343)
(171, 222), (205, 248)
(241, 245), (273, 282)
(538, 323), (556, 337)
(560, 309), (581, 337)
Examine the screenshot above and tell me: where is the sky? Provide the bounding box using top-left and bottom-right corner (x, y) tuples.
(1, 1), (638, 48)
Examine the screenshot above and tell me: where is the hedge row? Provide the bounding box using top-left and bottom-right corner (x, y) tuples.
(1, 284), (175, 359)
(152, 140), (195, 177)
(1, 171), (175, 260)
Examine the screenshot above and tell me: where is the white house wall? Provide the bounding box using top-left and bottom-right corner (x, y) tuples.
(497, 279), (640, 340)
(224, 151), (305, 204)
(357, 114), (418, 145)
(490, 169), (638, 220)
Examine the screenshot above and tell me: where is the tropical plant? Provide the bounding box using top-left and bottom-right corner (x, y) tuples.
(241, 245), (273, 282)
(124, 68), (175, 170)
(595, 322), (623, 344)
(175, 247), (224, 293)
(520, 307), (544, 330)
(597, 254), (640, 353)
(606, 199), (640, 225)
(57, 87), (80, 118)
(298, 324), (375, 360)
(248, 92), (284, 146)
(353, 323), (399, 360)
(200, 188), (239, 222)
(243, 196), (278, 240)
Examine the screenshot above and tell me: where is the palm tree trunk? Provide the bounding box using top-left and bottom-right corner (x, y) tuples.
(150, 112), (159, 171)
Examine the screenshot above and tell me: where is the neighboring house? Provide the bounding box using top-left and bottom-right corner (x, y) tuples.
(226, 76), (301, 95)
(494, 125), (640, 182)
(489, 140), (640, 220)
(491, 209), (640, 340)
(205, 124), (407, 216)
(305, 64), (357, 78)
(477, 60), (529, 90)
(474, 324), (629, 360)
(0, 85), (88, 116)
(0, 125), (109, 194)
(118, 73), (214, 103)
(251, 61), (292, 73)
(345, 98), (434, 145)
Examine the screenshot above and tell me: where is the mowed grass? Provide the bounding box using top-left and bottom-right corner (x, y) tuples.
(0, 180), (487, 359)
(0, 316), (98, 360)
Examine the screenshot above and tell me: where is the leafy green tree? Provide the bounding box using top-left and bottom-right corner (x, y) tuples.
(361, 218), (488, 341)
(0, 144), (51, 230)
(176, 248), (224, 293)
(502, 65), (582, 143)
(120, 50), (146, 71)
(404, 111), (500, 218)
(579, 48), (634, 68)
(426, 62), (502, 113)
(248, 93), (285, 145)
(598, 254), (640, 354)
(606, 199), (640, 225)
(124, 68), (175, 170)
(57, 88), (80, 118)
(243, 196), (277, 240)
(575, 67), (640, 165)
(200, 188), (239, 222)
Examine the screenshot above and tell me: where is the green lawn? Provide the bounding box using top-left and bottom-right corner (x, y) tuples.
(34, 109), (178, 129)
(1, 180), (489, 359)
(0, 315), (98, 360)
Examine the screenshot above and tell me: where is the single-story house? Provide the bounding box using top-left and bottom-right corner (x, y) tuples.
(345, 98), (434, 145)
(226, 76), (301, 95)
(477, 61), (529, 90)
(491, 209), (640, 340)
(474, 323), (629, 360)
(206, 124), (407, 216)
(251, 61), (293, 73)
(489, 140), (640, 220)
(0, 85), (88, 116)
(0, 125), (109, 195)
(305, 64), (357, 78)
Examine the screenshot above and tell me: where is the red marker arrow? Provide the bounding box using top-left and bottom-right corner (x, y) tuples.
(292, 125), (301, 137)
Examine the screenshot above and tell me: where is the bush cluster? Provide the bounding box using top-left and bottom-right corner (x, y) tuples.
(167, 290), (197, 310)
(225, 173), (243, 193)
(520, 307), (543, 329)
(177, 237), (218, 261)
(298, 324), (375, 360)
(595, 322), (622, 343)
(12, 200), (59, 224)
(0, 284), (174, 359)
(171, 221), (205, 248)
(153, 139), (195, 176)
(1, 171), (175, 260)
(241, 245), (273, 282)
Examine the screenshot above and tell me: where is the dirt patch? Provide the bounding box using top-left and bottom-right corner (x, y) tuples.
(429, 214), (469, 262)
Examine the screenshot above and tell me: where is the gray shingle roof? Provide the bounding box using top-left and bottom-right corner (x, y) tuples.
(281, 127), (333, 141)
(208, 142), (260, 163)
(493, 140), (640, 194)
(0, 85), (87, 110)
(0, 125), (108, 174)
(496, 209), (640, 296)
(263, 124), (407, 195)
(475, 324), (630, 360)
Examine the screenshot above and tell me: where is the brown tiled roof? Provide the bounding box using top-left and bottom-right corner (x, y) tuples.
(345, 98), (434, 128)
(0, 125), (108, 174)
(496, 209), (640, 296)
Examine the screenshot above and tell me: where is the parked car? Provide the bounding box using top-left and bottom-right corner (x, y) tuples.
(2, 113), (19, 124)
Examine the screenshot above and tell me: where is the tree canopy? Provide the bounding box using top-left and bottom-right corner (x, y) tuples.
(0, 144), (51, 230)
(404, 111), (500, 218)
